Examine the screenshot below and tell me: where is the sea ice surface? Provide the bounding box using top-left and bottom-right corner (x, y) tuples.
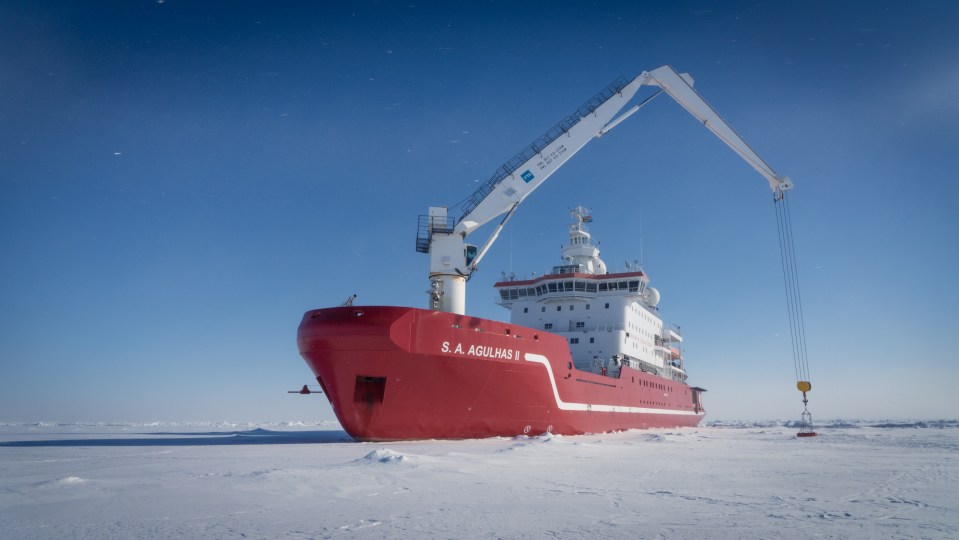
(0, 420), (955, 539)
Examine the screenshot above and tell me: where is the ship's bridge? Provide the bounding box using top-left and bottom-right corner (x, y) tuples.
(494, 270), (648, 305)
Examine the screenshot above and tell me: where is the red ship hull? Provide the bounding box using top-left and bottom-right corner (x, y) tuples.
(297, 306), (705, 441)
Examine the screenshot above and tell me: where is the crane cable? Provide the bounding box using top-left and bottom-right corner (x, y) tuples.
(773, 192), (817, 437)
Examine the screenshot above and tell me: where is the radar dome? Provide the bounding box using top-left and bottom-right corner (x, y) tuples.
(643, 287), (661, 307)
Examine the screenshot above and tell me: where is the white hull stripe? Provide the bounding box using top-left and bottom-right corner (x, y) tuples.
(524, 353), (702, 416)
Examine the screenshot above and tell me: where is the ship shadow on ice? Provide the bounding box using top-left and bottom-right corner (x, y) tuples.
(0, 428), (353, 448)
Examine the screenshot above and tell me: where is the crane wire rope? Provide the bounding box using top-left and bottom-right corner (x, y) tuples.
(774, 192), (816, 436)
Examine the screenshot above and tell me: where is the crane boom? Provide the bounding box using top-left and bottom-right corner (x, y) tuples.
(419, 65), (792, 314)
(643, 66), (792, 195)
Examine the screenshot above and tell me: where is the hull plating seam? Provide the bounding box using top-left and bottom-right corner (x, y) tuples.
(574, 378), (618, 388)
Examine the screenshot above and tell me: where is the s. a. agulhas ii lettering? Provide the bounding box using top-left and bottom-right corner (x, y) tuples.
(442, 341), (516, 360)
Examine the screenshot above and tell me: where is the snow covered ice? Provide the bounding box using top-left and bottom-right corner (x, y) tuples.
(1, 421), (956, 539)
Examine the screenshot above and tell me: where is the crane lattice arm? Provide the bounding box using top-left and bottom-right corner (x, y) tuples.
(419, 65), (792, 314)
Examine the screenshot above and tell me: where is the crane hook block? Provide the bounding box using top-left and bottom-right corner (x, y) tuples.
(796, 381), (812, 393)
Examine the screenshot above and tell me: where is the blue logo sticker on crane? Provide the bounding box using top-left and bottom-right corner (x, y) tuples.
(521, 170), (535, 183)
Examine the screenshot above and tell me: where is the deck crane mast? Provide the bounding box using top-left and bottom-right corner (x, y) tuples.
(416, 64), (792, 315)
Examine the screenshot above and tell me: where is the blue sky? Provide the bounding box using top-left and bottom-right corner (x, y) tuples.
(2, 1), (957, 423)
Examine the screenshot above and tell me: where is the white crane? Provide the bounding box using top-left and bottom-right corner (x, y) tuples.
(416, 65), (792, 315)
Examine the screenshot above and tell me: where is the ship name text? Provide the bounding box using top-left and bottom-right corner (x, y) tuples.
(441, 341), (517, 361)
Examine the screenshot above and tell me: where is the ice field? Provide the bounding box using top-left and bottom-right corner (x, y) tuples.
(1, 420), (956, 539)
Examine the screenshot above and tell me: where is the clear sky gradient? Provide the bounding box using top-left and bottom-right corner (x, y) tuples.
(2, 1), (957, 422)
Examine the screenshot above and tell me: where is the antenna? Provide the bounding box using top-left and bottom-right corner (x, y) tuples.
(639, 210), (645, 268)
(509, 229), (513, 274)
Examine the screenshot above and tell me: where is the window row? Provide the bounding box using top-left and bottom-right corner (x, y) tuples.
(526, 303), (610, 313)
(499, 279), (641, 300)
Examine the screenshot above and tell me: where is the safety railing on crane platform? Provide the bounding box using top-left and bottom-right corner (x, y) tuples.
(415, 214), (455, 253)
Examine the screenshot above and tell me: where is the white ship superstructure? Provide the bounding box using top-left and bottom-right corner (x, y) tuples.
(495, 207), (686, 383)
